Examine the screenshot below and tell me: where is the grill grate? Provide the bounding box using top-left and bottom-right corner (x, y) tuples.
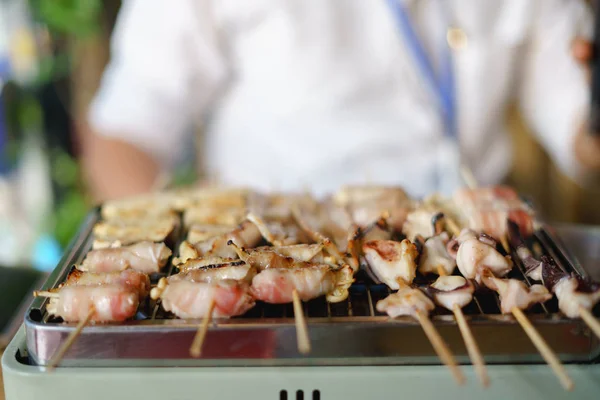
(133, 229), (569, 322)
(24, 210), (600, 367)
(40, 228), (584, 324)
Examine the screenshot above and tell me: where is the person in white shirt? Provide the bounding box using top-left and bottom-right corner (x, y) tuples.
(83, 0), (600, 201)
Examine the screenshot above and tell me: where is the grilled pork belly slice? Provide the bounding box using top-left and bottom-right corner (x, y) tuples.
(183, 207), (245, 228)
(172, 261), (257, 284)
(332, 185), (412, 231)
(456, 236), (512, 282)
(92, 213), (179, 248)
(376, 286), (435, 318)
(250, 264), (353, 303)
(175, 220), (263, 264)
(155, 279), (255, 318)
(453, 186), (534, 240)
(187, 224), (237, 244)
(363, 239), (418, 289)
(64, 269), (150, 300)
(46, 284), (139, 322)
(229, 242), (328, 270)
(482, 271), (551, 314)
(419, 233), (455, 276)
(79, 241), (172, 274)
(428, 276), (474, 310)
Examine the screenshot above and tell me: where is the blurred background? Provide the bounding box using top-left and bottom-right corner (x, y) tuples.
(0, 0), (598, 277)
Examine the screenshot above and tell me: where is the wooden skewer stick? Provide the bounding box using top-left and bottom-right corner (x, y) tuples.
(33, 290), (60, 298)
(579, 306), (600, 341)
(292, 289), (311, 354)
(414, 309), (466, 385)
(190, 298), (216, 358)
(435, 268), (489, 386)
(47, 307), (95, 372)
(460, 164), (478, 190)
(453, 304), (490, 387)
(500, 235), (510, 254)
(511, 307), (574, 391)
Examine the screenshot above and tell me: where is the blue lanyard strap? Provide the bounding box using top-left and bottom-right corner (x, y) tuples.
(385, 0), (457, 138)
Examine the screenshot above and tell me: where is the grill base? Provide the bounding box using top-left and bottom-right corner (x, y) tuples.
(4, 327), (600, 400)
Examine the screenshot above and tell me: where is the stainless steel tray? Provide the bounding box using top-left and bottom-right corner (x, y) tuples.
(24, 209), (600, 367)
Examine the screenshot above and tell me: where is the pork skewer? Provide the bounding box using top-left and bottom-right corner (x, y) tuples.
(366, 240), (465, 385)
(481, 269), (573, 391)
(151, 261), (256, 356)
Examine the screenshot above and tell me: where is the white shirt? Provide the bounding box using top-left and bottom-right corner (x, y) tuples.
(89, 0), (591, 198)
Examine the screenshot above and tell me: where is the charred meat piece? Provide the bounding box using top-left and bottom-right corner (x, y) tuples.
(79, 241), (172, 274)
(363, 239), (418, 289)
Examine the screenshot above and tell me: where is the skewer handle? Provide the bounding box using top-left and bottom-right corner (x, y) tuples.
(579, 306), (600, 341)
(292, 289), (311, 354)
(47, 307), (95, 372)
(190, 298), (216, 358)
(414, 310), (466, 385)
(453, 305), (489, 387)
(511, 307), (574, 391)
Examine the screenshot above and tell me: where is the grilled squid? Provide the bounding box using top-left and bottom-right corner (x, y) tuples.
(482, 270), (551, 314)
(456, 234), (512, 282)
(427, 276), (474, 311)
(376, 286), (435, 318)
(362, 239), (418, 289)
(418, 232), (456, 276)
(541, 256), (600, 318)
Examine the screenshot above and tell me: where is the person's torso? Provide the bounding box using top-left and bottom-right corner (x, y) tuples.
(201, 0), (533, 197)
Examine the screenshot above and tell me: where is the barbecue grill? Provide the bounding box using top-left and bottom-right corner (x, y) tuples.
(2, 210), (600, 399)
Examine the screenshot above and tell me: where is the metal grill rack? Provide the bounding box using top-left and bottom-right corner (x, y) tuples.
(23, 210), (600, 368)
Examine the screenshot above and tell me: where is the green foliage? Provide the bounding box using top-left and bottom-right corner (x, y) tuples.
(32, 0), (102, 37)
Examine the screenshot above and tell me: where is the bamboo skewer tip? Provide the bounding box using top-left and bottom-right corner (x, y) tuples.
(47, 306), (96, 372)
(292, 289), (311, 355)
(579, 306), (600, 341)
(414, 309), (466, 386)
(189, 298), (216, 358)
(511, 307), (574, 391)
(452, 304), (490, 388)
